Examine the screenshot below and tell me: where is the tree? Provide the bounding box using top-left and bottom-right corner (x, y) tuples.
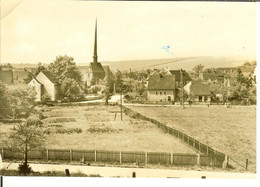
(3, 84), (36, 119)
(114, 70), (124, 93)
(48, 55), (82, 84)
(192, 64), (204, 73)
(4, 115), (45, 175)
(103, 81), (112, 106)
(61, 77), (83, 102)
(48, 55), (83, 101)
(0, 82), (10, 118)
(24, 63), (46, 84)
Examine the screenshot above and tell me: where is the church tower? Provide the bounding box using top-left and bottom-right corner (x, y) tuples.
(87, 19), (106, 86)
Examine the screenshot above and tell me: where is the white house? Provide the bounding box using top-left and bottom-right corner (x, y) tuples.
(29, 71), (60, 102)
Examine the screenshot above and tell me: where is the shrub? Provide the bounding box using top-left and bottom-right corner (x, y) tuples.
(18, 162), (32, 175)
(87, 126), (119, 133)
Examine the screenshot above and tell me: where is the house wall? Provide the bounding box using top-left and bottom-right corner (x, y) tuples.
(28, 79), (42, 102)
(193, 95), (211, 103)
(36, 72), (56, 101)
(148, 90), (175, 103)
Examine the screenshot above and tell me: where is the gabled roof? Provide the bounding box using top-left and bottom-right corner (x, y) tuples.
(37, 70), (59, 85)
(90, 62), (105, 79)
(169, 70), (191, 82)
(190, 82), (211, 96)
(0, 70), (14, 84)
(30, 77), (42, 85)
(148, 73), (175, 90)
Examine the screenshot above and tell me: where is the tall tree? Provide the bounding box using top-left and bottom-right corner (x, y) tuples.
(4, 84), (36, 119)
(48, 55), (83, 101)
(4, 115), (45, 175)
(48, 55), (82, 84)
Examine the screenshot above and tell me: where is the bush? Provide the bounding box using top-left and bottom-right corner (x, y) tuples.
(87, 126), (120, 133)
(18, 162), (32, 175)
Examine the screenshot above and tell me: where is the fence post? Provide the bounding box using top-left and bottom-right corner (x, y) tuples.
(46, 149), (49, 161)
(222, 154), (228, 169)
(1, 147), (4, 159)
(145, 152), (148, 164)
(198, 142), (201, 152)
(95, 150), (97, 162)
(170, 153), (173, 165)
(197, 154), (200, 166)
(187, 136), (189, 146)
(193, 139), (195, 148)
(120, 151), (122, 164)
(206, 146), (209, 155)
(246, 158), (248, 170)
(70, 149), (72, 162)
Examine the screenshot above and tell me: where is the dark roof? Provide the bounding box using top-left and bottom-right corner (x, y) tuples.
(190, 82), (211, 96)
(169, 70), (191, 81)
(216, 67), (237, 71)
(38, 70), (59, 84)
(90, 62), (105, 79)
(0, 70), (14, 84)
(148, 73), (175, 90)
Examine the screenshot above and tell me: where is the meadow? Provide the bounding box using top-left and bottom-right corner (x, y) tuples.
(126, 105), (256, 172)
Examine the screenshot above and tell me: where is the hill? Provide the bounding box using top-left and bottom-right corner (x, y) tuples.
(6, 56), (253, 72)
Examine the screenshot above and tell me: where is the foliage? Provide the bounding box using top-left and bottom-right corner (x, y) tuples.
(24, 63), (47, 84)
(114, 70), (124, 93)
(4, 115), (45, 172)
(192, 64), (204, 73)
(18, 162), (32, 175)
(0, 82), (9, 119)
(48, 55), (82, 84)
(48, 55), (83, 101)
(87, 126), (121, 133)
(1, 84), (36, 119)
(60, 77), (84, 102)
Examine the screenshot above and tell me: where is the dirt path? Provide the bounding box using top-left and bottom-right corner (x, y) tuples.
(1, 162), (256, 179)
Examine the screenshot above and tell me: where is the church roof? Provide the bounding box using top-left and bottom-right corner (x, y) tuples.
(90, 62), (105, 79)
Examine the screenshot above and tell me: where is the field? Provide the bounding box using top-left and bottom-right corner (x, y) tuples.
(126, 105), (256, 172)
(0, 105), (195, 154)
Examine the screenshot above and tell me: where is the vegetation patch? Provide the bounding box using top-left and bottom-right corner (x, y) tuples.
(87, 126), (122, 133)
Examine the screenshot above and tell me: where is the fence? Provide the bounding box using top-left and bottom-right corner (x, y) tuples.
(0, 147), (222, 167)
(122, 105), (227, 168)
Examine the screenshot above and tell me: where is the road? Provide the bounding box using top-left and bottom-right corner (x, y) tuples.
(1, 162), (256, 179)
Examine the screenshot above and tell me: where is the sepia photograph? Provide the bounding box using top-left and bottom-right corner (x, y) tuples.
(0, 0), (258, 186)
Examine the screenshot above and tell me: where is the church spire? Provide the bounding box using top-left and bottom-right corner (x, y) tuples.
(93, 18), (98, 63)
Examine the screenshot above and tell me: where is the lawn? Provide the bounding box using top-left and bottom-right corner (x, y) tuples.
(0, 105), (196, 154)
(126, 105), (256, 172)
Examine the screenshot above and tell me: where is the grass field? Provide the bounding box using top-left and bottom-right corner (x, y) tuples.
(126, 105), (256, 172)
(0, 105), (196, 154)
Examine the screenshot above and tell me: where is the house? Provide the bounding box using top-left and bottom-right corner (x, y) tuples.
(85, 19), (106, 86)
(147, 72), (175, 103)
(28, 71), (60, 102)
(0, 70), (14, 84)
(169, 69), (192, 87)
(184, 81), (211, 103)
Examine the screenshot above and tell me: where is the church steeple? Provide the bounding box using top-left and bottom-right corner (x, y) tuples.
(93, 18), (98, 63)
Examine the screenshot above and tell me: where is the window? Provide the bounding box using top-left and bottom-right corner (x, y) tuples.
(164, 92), (166, 95)
(156, 92), (158, 95)
(160, 92), (162, 95)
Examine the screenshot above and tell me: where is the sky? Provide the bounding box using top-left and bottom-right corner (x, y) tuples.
(0, 0), (257, 64)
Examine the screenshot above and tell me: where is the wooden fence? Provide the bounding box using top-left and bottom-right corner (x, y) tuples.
(122, 105), (227, 168)
(0, 148), (223, 167)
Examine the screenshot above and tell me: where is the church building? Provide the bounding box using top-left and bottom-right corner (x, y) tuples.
(86, 19), (106, 86)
